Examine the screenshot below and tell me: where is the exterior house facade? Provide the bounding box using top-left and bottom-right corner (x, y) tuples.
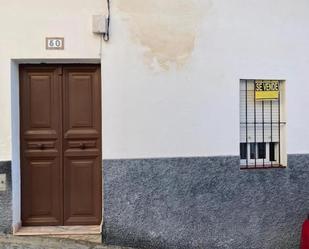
(0, 0), (309, 248)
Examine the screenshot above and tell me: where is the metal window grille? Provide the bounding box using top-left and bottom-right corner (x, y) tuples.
(240, 80), (286, 169)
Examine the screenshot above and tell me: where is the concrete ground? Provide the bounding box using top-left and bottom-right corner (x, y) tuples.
(0, 235), (135, 249)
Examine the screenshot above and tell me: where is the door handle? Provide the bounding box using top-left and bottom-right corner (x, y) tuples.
(79, 143), (86, 150)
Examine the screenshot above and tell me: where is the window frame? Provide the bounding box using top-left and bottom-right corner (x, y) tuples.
(239, 79), (287, 169)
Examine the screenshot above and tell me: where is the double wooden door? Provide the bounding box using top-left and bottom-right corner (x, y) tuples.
(20, 65), (102, 226)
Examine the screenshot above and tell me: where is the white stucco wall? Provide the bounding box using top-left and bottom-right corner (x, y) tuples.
(1, 0), (309, 162)
(102, 0), (309, 158)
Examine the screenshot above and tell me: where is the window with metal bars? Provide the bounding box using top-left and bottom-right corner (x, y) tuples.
(239, 79), (286, 169)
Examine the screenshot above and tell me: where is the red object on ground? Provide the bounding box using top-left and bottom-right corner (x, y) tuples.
(301, 219), (309, 249)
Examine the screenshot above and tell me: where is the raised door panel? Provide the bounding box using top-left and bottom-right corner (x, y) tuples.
(22, 158), (61, 225)
(62, 65), (102, 225)
(63, 157), (101, 224)
(20, 66), (62, 226)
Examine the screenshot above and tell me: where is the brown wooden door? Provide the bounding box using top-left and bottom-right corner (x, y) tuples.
(20, 66), (63, 226)
(20, 65), (102, 226)
(62, 66), (102, 225)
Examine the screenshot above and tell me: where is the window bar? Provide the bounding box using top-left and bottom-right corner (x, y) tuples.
(245, 80), (248, 168)
(241, 122), (283, 124)
(262, 100), (265, 167)
(254, 80), (257, 168)
(278, 85), (281, 166)
(270, 99), (273, 167)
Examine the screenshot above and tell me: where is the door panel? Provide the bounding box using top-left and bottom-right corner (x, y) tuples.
(20, 64), (102, 226)
(63, 156), (101, 224)
(30, 161), (53, 215)
(63, 66), (102, 225)
(20, 66), (62, 226)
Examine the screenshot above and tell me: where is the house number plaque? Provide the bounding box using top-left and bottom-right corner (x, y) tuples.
(46, 37), (64, 50)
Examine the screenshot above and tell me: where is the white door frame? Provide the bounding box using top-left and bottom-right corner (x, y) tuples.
(10, 58), (101, 232)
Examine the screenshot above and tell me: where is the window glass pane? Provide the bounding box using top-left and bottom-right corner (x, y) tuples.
(240, 143), (247, 159)
(250, 143), (256, 159)
(258, 143), (266, 159)
(270, 142), (276, 161)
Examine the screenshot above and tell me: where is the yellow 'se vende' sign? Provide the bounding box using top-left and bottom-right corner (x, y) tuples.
(255, 80), (279, 100)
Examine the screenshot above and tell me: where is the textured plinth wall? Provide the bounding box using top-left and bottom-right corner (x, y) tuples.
(1, 156), (308, 248)
(103, 155), (309, 249)
(0, 161), (12, 233)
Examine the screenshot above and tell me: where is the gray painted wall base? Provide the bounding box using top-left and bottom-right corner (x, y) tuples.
(103, 155), (309, 249)
(0, 155), (308, 248)
(0, 161), (12, 234)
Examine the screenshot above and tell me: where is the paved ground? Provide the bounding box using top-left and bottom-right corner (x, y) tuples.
(0, 235), (135, 249)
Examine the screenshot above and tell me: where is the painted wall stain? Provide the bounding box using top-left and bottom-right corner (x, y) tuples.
(115, 0), (211, 71)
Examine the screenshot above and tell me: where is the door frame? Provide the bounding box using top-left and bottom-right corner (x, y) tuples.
(10, 59), (103, 232)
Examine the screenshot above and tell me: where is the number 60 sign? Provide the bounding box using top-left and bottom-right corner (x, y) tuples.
(46, 37), (64, 50)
